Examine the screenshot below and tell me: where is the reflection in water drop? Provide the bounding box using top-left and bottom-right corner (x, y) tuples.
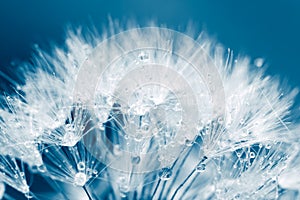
(159, 167), (172, 181)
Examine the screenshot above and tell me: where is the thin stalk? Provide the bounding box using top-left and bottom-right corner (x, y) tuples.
(83, 185), (93, 200)
(170, 168), (196, 200)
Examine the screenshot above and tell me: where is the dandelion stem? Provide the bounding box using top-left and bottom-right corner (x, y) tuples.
(170, 168), (196, 200)
(167, 144), (194, 193)
(83, 185), (93, 200)
(151, 179), (161, 199)
(158, 181), (167, 199)
(179, 172), (199, 199)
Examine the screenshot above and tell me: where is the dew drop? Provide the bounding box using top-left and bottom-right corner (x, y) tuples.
(21, 185), (30, 193)
(249, 152), (256, 158)
(113, 144), (123, 156)
(24, 192), (33, 199)
(185, 139), (194, 147)
(131, 156), (141, 165)
(74, 172), (87, 186)
(266, 144), (272, 149)
(195, 163), (206, 173)
(254, 58), (264, 68)
(62, 131), (79, 147)
(138, 51), (149, 62)
(77, 162), (86, 171)
(159, 167), (172, 181)
(38, 165), (46, 173)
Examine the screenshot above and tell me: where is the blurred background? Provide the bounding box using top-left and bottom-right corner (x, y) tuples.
(0, 0), (299, 96)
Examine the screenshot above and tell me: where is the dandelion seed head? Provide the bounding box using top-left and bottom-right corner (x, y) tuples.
(0, 21), (299, 199)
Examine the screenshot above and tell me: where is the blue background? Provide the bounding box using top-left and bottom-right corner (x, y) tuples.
(0, 0), (300, 98)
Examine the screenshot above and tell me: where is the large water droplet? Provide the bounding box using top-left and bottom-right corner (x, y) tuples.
(131, 156), (141, 165)
(195, 163), (206, 173)
(138, 51), (149, 62)
(254, 58), (264, 68)
(74, 172), (87, 186)
(24, 192), (33, 199)
(185, 139), (194, 147)
(159, 167), (172, 181)
(38, 165), (46, 173)
(249, 152), (256, 158)
(62, 131), (79, 147)
(113, 144), (123, 156)
(77, 162), (86, 171)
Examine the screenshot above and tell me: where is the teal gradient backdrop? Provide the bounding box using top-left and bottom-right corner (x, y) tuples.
(0, 0), (299, 94)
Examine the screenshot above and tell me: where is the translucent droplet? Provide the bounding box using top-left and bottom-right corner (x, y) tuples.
(21, 185), (30, 193)
(62, 131), (79, 147)
(37, 165), (46, 173)
(249, 152), (256, 158)
(185, 139), (194, 147)
(6, 96), (12, 101)
(77, 162), (86, 171)
(138, 51), (149, 62)
(113, 144), (123, 156)
(159, 167), (172, 181)
(141, 123), (150, 132)
(74, 172), (87, 186)
(24, 192), (33, 199)
(195, 163), (206, 173)
(254, 58), (264, 68)
(131, 156), (141, 165)
(118, 176), (129, 197)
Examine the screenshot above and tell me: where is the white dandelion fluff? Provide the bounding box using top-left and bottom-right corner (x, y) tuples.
(0, 21), (299, 199)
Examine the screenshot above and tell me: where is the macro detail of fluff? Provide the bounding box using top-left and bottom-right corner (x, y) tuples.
(0, 22), (299, 200)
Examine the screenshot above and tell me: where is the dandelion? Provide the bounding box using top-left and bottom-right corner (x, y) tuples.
(0, 21), (299, 199)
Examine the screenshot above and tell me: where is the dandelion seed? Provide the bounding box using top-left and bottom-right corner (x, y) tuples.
(0, 21), (299, 199)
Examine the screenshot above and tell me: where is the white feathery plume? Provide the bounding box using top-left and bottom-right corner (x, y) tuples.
(0, 21), (299, 199)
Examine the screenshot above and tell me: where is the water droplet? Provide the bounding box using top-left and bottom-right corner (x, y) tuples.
(141, 123), (150, 132)
(74, 172), (87, 186)
(21, 185), (30, 193)
(38, 165), (46, 173)
(113, 144), (122, 156)
(62, 131), (79, 147)
(138, 51), (149, 62)
(254, 58), (264, 68)
(185, 139), (194, 147)
(24, 192), (33, 199)
(159, 167), (172, 181)
(131, 156), (141, 165)
(266, 144), (272, 149)
(77, 162), (86, 171)
(195, 163), (206, 173)
(249, 152), (256, 158)
(239, 118), (245, 125)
